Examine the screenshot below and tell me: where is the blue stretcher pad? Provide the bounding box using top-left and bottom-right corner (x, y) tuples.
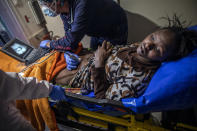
(122, 25), (197, 113)
(122, 48), (197, 113)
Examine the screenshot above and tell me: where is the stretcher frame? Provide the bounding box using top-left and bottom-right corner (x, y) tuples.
(52, 92), (197, 131)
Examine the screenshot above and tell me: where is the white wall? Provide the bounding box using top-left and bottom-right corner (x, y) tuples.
(6, 0), (48, 47)
(44, 16), (65, 38)
(120, 0), (197, 26)
(120, 0), (197, 42)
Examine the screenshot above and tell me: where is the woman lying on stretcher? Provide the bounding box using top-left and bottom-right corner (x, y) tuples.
(55, 16), (197, 101)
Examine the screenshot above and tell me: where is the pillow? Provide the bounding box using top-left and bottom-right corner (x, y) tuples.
(188, 25), (197, 31)
(122, 48), (197, 113)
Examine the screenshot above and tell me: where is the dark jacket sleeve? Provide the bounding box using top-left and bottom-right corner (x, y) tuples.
(91, 66), (110, 99)
(50, 0), (88, 51)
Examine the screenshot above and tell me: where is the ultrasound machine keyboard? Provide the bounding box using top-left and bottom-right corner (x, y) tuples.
(25, 48), (51, 66)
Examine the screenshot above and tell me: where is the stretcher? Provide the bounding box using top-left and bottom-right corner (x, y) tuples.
(49, 42), (197, 130)
(1, 35), (197, 131)
(1, 46), (196, 131)
(50, 92), (197, 131)
(50, 26), (197, 131)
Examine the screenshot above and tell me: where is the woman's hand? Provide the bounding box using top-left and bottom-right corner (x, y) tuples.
(94, 41), (112, 68)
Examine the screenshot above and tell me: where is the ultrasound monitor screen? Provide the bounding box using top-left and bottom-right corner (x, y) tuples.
(11, 43), (27, 55)
(2, 38), (34, 60)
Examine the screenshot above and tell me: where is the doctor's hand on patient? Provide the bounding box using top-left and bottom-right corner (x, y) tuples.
(94, 41), (112, 68)
(64, 51), (81, 71)
(40, 40), (51, 49)
(49, 85), (67, 101)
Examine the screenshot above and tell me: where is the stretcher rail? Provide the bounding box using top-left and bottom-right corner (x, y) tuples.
(65, 92), (132, 113)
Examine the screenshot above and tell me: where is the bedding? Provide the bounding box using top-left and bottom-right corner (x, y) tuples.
(0, 44), (82, 131)
(122, 25), (197, 113)
(122, 48), (197, 113)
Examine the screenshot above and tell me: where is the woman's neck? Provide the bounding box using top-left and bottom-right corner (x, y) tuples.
(117, 46), (161, 69)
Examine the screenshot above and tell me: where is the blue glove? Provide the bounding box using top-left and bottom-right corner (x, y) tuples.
(64, 51), (81, 71)
(49, 85), (67, 101)
(40, 40), (51, 49)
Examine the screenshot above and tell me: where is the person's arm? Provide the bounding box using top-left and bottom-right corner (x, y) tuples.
(49, 1), (88, 51)
(91, 67), (110, 99)
(92, 41), (112, 99)
(0, 70), (53, 101)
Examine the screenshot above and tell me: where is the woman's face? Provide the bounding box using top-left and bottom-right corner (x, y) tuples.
(137, 29), (176, 62)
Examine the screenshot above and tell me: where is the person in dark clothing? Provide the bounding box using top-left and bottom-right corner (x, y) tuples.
(39, 0), (128, 51)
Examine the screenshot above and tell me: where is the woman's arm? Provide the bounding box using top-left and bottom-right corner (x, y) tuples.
(92, 41), (112, 99)
(91, 67), (110, 99)
(0, 70), (53, 101)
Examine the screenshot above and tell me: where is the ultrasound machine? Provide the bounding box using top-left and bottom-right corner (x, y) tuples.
(0, 38), (51, 66)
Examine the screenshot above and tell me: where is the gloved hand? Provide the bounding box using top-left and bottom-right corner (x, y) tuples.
(40, 40), (51, 49)
(49, 85), (67, 101)
(64, 51), (81, 71)
(41, 6), (58, 17)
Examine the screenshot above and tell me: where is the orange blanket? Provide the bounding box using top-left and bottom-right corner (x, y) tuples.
(0, 44), (82, 131)
(0, 51), (26, 72)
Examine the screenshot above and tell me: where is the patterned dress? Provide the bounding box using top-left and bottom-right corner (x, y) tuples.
(70, 44), (157, 101)
(104, 45), (155, 100)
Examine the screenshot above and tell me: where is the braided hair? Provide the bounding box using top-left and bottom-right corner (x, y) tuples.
(161, 15), (197, 61)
